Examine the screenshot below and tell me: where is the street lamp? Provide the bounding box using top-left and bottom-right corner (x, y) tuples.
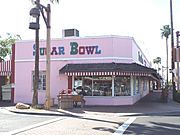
(29, 7), (40, 30)
(29, 0), (51, 110)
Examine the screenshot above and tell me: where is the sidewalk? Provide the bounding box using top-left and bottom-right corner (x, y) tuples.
(2, 92), (180, 117)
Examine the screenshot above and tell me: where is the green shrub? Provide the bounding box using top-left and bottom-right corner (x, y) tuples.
(175, 91), (180, 103)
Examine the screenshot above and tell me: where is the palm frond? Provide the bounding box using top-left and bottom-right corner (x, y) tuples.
(160, 25), (171, 39)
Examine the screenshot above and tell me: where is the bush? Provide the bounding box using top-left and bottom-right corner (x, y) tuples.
(175, 91), (180, 103)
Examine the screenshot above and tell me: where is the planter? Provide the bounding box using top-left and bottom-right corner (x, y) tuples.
(57, 95), (73, 109)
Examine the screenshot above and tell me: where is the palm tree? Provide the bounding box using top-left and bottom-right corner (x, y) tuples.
(160, 25), (171, 85)
(153, 57), (161, 73)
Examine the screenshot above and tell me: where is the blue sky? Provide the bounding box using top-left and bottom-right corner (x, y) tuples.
(0, 0), (180, 67)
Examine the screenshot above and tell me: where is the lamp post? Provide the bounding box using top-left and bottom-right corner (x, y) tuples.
(29, 0), (51, 110)
(29, 6), (40, 107)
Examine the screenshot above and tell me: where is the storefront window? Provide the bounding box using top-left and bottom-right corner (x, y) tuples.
(136, 77), (140, 94)
(74, 76), (92, 96)
(114, 76), (130, 96)
(92, 76), (112, 96)
(74, 76), (112, 96)
(32, 71), (46, 90)
(133, 77), (136, 95)
(73, 75), (148, 96)
(143, 79), (146, 91)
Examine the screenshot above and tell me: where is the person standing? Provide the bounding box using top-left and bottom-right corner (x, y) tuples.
(72, 88), (78, 95)
(72, 88), (78, 107)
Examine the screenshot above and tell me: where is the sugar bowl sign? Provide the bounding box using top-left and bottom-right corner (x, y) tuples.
(33, 42), (102, 56)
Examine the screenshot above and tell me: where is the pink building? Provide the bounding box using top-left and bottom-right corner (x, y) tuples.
(14, 30), (159, 105)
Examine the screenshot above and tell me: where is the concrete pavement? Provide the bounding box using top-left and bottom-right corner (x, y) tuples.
(1, 91), (180, 117)
(1, 91), (180, 135)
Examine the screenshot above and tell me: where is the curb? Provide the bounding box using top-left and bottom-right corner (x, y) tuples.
(117, 111), (180, 117)
(7, 108), (180, 117)
(6, 108), (79, 117)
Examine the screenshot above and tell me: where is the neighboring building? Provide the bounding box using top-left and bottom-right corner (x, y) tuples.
(14, 30), (159, 105)
(0, 61), (10, 101)
(0, 46), (15, 102)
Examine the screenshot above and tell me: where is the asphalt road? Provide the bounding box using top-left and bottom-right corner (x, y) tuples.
(124, 114), (180, 135)
(1, 108), (180, 135)
(0, 108), (59, 134)
(0, 108), (128, 135)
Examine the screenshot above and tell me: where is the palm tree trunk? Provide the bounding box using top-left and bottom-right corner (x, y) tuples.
(166, 38), (169, 85)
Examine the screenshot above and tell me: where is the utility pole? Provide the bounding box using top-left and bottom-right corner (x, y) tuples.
(29, 0), (51, 109)
(170, 0), (176, 100)
(176, 31), (180, 91)
(45, 4), (51, 110)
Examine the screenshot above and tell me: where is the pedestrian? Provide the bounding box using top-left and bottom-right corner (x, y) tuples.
(72, 88), (78, 95)
(72, 88), (78, 107)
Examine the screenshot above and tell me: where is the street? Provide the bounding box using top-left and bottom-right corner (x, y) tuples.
(124, 114), (180, 135)
(0, 108), (129, 135)
(0, 108), (59, 134)
(0, 108), (180, 135)
(0, 92), (180, 135)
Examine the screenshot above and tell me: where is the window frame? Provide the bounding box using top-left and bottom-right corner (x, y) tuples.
(32, 71), (46, 91)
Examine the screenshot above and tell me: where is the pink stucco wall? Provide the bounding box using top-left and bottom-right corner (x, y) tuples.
(84, 96), (134, 106)
(14, 35), (150, 105)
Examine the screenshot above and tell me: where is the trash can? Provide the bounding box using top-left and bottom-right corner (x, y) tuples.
(1, 84), (12, 101)
(58, 95), (73, 109)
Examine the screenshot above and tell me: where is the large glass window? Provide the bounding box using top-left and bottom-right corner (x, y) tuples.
(143, 79), (146, 91)
(136, 77), (140, 94)
(74, 76), (92, 96)
(74, 76), (112, 96)
(73, 75), (143, 97)
(32, 71), (46, 90)
(114, 76), (130, 96)
(133, 77), (136, 95)
(93, 76), (112, 96)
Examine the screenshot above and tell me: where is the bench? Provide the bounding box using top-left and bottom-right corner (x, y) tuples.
(73, 95), (85, 108)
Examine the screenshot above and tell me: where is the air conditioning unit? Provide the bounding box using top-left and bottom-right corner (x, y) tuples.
(62, 29), (79, 38)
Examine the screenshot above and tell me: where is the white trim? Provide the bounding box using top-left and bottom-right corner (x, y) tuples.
(113, 117), (136, 135)
(15, 57), (133, 62)
(72, 76), (74, 89)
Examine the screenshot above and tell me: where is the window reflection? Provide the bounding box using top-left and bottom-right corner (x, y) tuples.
(74, 76), (131, 96)
(74, 76), (112, 96)
(93, 77), (112, 96)
(74, 76), (92, 96)
(114, 76), (130, 96)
